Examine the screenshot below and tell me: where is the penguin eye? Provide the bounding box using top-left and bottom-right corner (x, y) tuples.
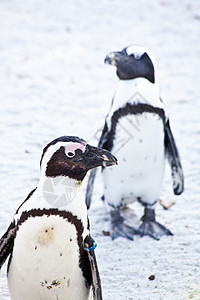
(66, 151), (75, 158)
(65, 142), (86, 158)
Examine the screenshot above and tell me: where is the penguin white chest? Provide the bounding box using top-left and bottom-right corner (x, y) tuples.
(8, 214), (90, 300)
(103, 112), (165, 206)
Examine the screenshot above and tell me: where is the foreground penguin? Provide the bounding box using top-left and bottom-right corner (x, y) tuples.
(86, 45), (184, 240)
(0, 136), (117, 300)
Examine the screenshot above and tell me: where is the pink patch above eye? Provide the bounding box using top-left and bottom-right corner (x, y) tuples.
(65, 142), (86, 155)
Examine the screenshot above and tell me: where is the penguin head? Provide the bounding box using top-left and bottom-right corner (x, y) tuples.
(40, 136), (117, 181)
(104, 45), (156, 83)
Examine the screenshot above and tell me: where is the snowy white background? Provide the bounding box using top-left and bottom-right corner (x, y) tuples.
(0, 0), (200, 299)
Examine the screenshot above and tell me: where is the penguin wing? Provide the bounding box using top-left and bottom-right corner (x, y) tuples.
(98, 119), (110, 149)
(85, 120), (110, 209)
(84, 235), (102, 300)
(0, 221), (16, 269)
(165, 119), (184, 195)
(85, 168), (97, 209)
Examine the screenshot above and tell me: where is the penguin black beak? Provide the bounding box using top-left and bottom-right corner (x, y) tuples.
(104, 51), (125, 66)
(84, 145), (117, 170)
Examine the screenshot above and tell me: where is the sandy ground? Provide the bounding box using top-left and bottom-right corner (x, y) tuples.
(0, 0), (200, 299)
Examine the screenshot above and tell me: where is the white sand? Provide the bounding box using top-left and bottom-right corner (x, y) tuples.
(0, 0), (200, 299)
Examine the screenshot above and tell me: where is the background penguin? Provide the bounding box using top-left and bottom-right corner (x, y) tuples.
(86, 45), (184, 241)
(0, 136), (117, 300)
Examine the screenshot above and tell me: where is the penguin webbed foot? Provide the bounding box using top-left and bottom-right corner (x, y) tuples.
(139, 207), (173, 240)
(110, 209), (139, 241)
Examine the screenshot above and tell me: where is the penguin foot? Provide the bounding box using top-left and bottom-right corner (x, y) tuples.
(139, 220), (173, 240)
(110, 210), (139, 240)
(139, 207), (173, 240)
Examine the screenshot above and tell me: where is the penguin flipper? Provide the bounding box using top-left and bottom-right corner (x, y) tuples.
(84, 235), (103, 300)
(85, 120), (110, 209)
(85, 169), (97, 209)
(165, 120), (184, 195)
(0, 221), (16, 269)
(98, 120), (110, 149)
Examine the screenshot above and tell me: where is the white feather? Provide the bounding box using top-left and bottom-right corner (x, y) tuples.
(103, 78), (166, 208)
(8, 215), (90, 300)
(103, 113), (165, 207)
(9, 176), (90, 300)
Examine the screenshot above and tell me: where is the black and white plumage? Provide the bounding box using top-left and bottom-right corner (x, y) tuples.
(0, 136), (117, 300)
(86, 45), (184, 240)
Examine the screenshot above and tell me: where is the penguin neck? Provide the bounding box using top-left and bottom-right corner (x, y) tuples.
(37, 175), (84, 209)
(114, 77), (160, 107)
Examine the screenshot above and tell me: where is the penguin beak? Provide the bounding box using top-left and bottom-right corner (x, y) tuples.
(83, 145), (117, 170)
(104, 51), (125, 66)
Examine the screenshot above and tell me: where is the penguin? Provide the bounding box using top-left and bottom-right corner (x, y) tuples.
(86, 45), (184, 241)
(0, 136), (117, 300)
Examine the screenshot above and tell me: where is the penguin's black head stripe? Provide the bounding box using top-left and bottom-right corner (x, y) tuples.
(45, 146), (88, 180)
(105, 45), (155, 83)
(40, 136), (86, 166)
(41, 137), (117, 181)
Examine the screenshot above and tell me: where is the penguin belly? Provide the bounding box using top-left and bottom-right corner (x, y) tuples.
(102, 112), (165, 207)
(8, 214), (90, 300)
